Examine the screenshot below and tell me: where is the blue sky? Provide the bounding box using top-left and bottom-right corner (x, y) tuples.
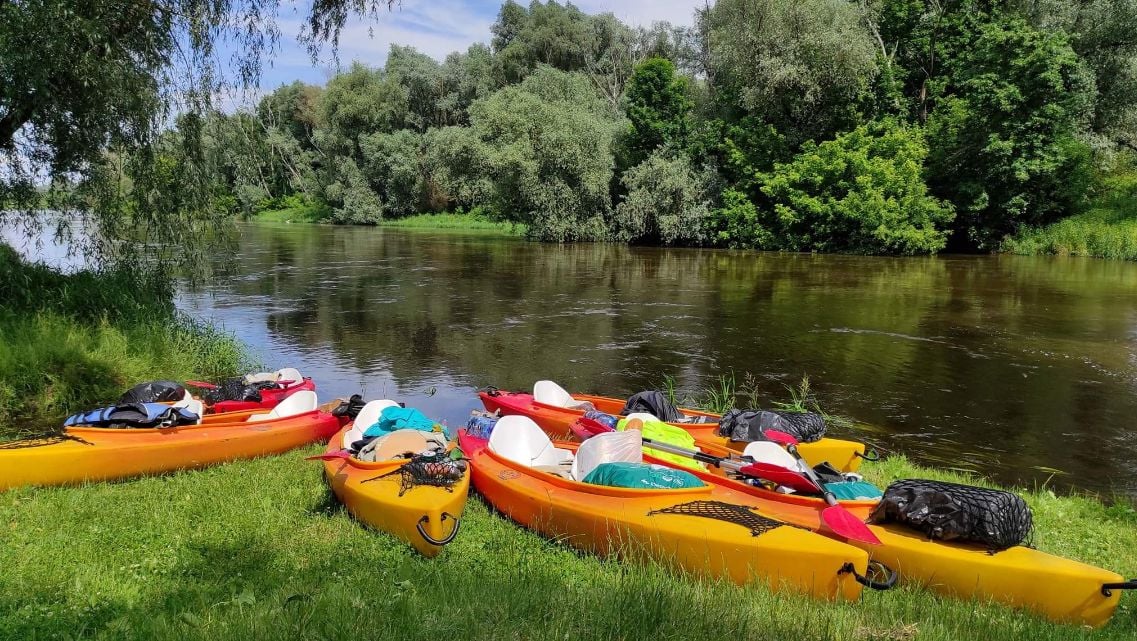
(254, 1), (701, 91)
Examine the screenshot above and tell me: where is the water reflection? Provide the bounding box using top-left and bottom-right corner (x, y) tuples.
(179, 223), (1137, 496)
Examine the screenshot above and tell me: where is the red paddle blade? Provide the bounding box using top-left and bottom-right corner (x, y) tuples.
(306, 451), (351, 461)
(738, 462), (820, 493)
(185, 380), (219, 390)
(763, 430), (798, 446)
(821, 504), (881, 546)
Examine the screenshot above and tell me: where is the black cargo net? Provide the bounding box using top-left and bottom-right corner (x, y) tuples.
(868, 479), (1033, 552)
(648, 500), (783, 537)
(368, 451), (468, 497)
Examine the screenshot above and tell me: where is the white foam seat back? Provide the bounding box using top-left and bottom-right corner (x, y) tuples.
(743, 441), (806, 472)
(624, 412), (660, 425)
(244, 371), (277, 384)
(571, 429), (643, 481)
(488, 415), (573, 468)
(172, 397), (205, 424)
(246, 390), (318, 422)
(276, 367), (304, 388)
(342, 399), (400, 448)
(182, 389), (193, 403)
(533, 380), (576, 408)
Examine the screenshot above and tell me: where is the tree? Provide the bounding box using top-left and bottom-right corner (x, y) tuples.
(698, 0), (879, 145)
(622, 58), (692, 167)
(614, 151), (713, 245)
(925, 18), (1096, 247)
(466, 66), (623, 241)
(754, 120), (955, 255)
(0, 0), (396, 260)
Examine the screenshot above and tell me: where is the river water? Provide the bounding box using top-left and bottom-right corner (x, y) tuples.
(177, 222), (1137, 496)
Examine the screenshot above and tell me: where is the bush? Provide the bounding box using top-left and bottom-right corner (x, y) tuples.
(466, 66), (624, 241)
(754, 120), (955, 255)
(614, 151), (713, 245)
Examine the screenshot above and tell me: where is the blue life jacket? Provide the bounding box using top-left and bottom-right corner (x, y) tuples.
(64, 403), (200, 429)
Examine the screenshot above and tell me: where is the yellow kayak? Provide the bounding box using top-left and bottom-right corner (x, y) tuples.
(320, 405), (468, 557)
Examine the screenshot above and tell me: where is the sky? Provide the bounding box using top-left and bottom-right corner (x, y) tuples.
(254, 0), (703, 91)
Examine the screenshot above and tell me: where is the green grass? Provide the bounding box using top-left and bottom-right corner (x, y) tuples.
(249, 202), (330, 224)
(379, 211), (527, 236)
(0, 448), (1132, 640)
(1004, 174), (1137, 260)
(0, 245), (250, 436)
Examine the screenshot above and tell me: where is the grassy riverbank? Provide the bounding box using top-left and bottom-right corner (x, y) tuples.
(1003, 173), (1137, 260)
(0, 245), (249, 435)
(0, 447), (1132, 641)
(248, 200), (527, 236)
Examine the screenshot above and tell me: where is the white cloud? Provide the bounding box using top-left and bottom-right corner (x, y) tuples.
(573, 0), (703, 27)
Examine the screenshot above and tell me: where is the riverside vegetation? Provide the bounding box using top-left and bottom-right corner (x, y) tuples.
(141, 0), (1137, 257)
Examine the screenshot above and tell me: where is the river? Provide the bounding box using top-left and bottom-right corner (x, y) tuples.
(173, 222), (1137, 496)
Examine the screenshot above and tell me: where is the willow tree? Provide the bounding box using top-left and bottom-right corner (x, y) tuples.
(0, 0), (395, 262)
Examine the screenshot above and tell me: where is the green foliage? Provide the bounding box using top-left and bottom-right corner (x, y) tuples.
(699, 0), (879, 145)
(925, 17), (1096, 247)
(466, 67), (623, 241)
(755, 120), (955, 255)
(614, 151), (713, 245)
(622, 58), (692, 167)
(1003, 171), (1137, 259)
(709, 188), (771, 249)
(359, 130), (427, 218)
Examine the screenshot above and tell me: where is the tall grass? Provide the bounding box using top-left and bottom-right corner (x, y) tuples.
(0, 245), (250, 436)
(1004, 172), (1137, 260)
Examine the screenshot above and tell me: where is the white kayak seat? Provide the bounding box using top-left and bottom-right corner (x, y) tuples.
(172, 397), (205, 425)
(743, 440), (808, 473)
(342, 399), (400, 448)
(570, 429), (643, 482)
(246, 390), (318, 422)
(275, 367), (304, 388)
(488, 415), (574, 469)
(533, 380), (594, 410)
(181, 389), (194, 403)
(624, 412), (661, 425)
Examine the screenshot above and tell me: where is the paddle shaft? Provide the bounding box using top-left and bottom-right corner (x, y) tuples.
(639, 437), (741, 471)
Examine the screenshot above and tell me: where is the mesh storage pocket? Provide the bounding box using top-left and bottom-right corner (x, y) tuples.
(868, 479), (1033, 551)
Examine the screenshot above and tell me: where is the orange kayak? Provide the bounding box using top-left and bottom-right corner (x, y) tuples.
(638, 438), (1130, 627)
(478, 389), (867, 472)
(458, 428), (872, 601)
(322, 423), (468, 557)
(0, 399), (343, 490)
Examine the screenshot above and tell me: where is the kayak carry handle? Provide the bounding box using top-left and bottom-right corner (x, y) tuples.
(854, 448), (881, 462)
(416, 512), (461, 547)
(1102, 579), (1137, 596)
(840, 561), (898, 591)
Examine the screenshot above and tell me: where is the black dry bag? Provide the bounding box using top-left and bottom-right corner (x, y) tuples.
(620, 391), (683, 423)
(118, 380), (187, 404)
(717, 409), (826, 443)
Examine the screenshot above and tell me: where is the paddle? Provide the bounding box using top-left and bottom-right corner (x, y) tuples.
(639, 435), (819, 491)
(185, 380), (219, 390)
(763, 430), (881, 545)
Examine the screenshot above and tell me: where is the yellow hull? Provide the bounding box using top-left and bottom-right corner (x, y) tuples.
(323, 427), (468, 557)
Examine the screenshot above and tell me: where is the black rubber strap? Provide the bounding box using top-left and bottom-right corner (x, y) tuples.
(1102, 579), (1137, 596)
(854, 448), (881, 462)
(416, 512), (461, 547)
(840, 561), (898, 590)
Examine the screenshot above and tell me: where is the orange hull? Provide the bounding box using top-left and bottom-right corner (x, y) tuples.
(479, 390), (867, 472)
(460, 430), (869, 601)
(0, 407), (341, 490)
